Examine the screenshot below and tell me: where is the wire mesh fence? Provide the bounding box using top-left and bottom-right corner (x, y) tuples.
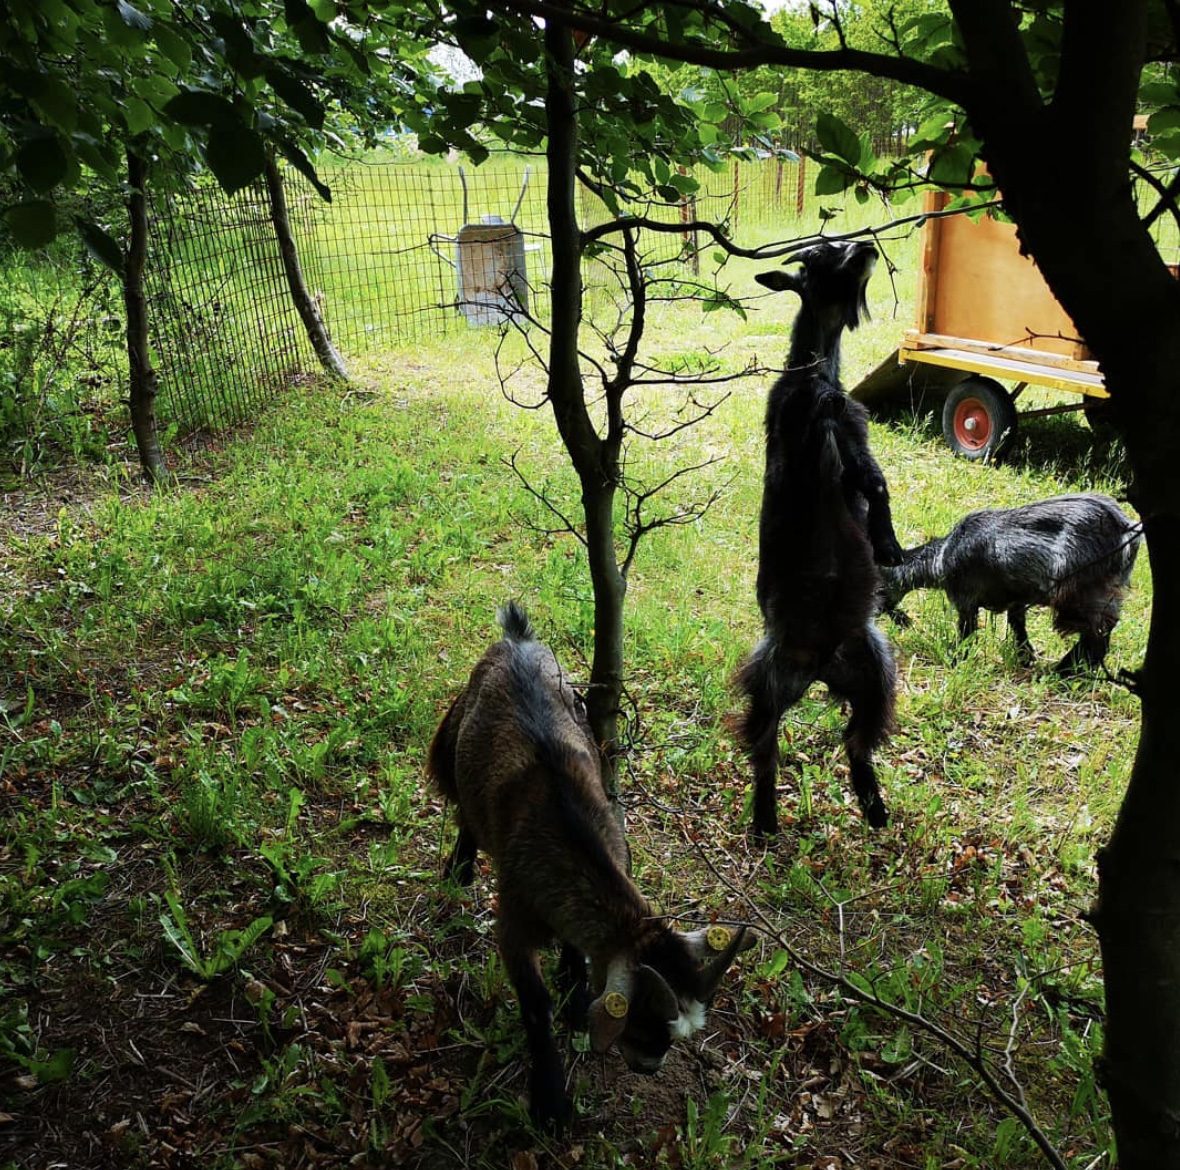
(144, 181), (319, 445)
(144, 151), (810, 448)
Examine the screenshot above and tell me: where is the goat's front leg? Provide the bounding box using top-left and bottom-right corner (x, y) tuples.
(556, 943), (591, 1031)
(838, 431), (902, 565)
(955, 604), (980, 644)
(500, 937), (570, 1132)
(863, 472), (903, 566)
(1057, 630), (1110, 675)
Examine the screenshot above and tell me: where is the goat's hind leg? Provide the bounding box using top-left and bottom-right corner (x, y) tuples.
(822, 624), (897, 829)
(734, 638), (811, 840)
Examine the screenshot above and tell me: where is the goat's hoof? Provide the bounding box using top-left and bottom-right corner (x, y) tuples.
(750, 820), (777, 844)
(529, 1090), (572, 1136)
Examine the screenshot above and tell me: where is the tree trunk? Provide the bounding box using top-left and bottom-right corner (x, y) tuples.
(944, 4), (1180, 1157)
(543, 12), (625, 797)
(263, 152), (349, 380)
(1093, 517), (1180, 1166)
(123, 151), (171, 485)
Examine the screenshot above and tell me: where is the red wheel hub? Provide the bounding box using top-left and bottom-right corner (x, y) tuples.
(952, 398), (992, 450)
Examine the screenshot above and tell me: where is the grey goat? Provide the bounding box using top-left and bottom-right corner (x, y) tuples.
(881, 493), (1141, 672)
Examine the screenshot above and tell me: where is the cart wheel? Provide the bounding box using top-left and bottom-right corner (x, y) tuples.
(941, 377), (1017, 461)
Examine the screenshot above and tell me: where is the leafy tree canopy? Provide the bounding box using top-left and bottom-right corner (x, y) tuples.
(0, 0), (437, 256)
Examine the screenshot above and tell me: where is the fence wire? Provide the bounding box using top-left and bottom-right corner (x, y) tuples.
(145, 152), (807, 449)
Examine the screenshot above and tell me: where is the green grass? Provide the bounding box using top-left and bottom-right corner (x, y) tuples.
(0, 190), (1141, 1168)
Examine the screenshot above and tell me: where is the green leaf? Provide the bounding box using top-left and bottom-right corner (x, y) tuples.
(75, 218), (124, 273)
(165, 90), (237, 127)
(74, 140), (121, 183)
(102, 3), (147, 46)
(206, 124), (266, 195)
(160, 911), (203, 976)
(276, 141), (331, 201)
(154, 24), (192, 72)
(30, 1048), (76, 1084)
(929, 141), (977, 187)
(210, 915), (273, 975)
(124, 97), (155, 137)
(742, 92), (779, 115)
(814, 163), (852, 196)
(31, 76), (78, 134)
(267, 70), (325, 130)
(1141, 81), (1180, 105)
(815, 112), (862, 168)
(116, 0), (152, 31)
(1148, 107), (1180, 136)
(16, 137), (70, 193)
(284, 0), (331, 54)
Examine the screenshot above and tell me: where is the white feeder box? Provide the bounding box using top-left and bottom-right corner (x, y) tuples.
(455, 215), (529, 326)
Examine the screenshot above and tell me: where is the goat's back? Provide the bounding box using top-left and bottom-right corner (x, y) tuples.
(757, 375), (879, 647)
(427, 616), (623, 876)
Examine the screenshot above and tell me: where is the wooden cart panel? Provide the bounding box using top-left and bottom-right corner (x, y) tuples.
(915, 190), (1090, 362)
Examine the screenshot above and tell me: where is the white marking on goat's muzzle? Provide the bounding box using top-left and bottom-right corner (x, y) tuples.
(670, 999), (707, 1040)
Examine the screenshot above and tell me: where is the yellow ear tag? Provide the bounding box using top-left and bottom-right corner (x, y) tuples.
(604, 991), (629, 1019)
(706, 926), (732, 953)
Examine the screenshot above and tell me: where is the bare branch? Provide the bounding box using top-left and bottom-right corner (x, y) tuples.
(583, 199), (1004, 259)
(688, 831), (1070, 1170)
(625, 389), (733, 442)
(504, 449), (587, 547)
(619, 455), (731, 578)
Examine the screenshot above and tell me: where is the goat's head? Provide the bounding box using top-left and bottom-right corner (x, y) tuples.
(586, 923), (757, 1074)
(756, 239), (878, 332)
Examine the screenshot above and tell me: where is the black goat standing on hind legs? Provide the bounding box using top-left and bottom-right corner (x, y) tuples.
(735, 239), (902, 839)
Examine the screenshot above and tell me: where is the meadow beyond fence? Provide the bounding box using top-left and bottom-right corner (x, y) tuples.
(144, 151), (811, 448)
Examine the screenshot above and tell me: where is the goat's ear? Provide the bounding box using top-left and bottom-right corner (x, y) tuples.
(755, 268), (804, 295)
(587, 992), (630, 1053)
(587, 957), (633, 1054)
(683, 925), (759, 1000)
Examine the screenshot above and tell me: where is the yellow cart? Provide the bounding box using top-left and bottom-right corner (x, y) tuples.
(853, 188), (1109, 461)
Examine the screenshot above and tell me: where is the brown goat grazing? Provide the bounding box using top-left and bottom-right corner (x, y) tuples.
(428, 602), (756, 1131)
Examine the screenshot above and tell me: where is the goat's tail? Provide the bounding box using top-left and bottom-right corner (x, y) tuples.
(497, 600), (536, 643)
